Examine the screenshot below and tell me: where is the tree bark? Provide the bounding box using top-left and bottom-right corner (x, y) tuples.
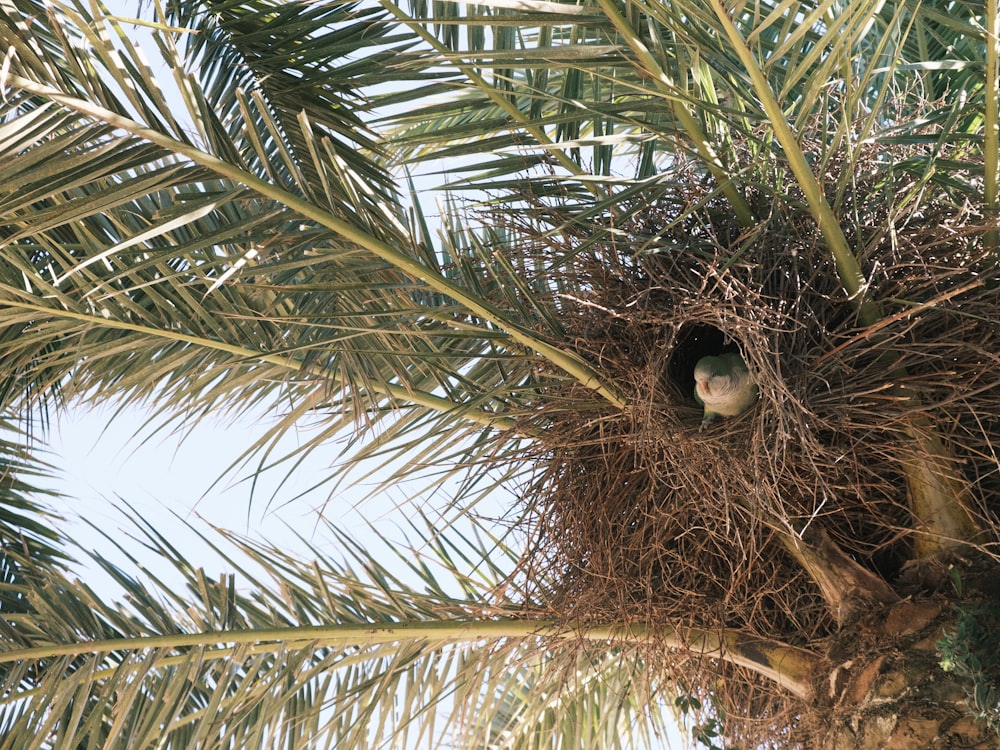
(814, 600), (995, 748)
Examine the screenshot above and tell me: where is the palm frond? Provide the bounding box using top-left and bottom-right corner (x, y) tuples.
(381, 0), (994, 221)
(0, 0), (626, 506)
(0, 505), (700, 749)
(165, 0), (412, 204)
(0, 421), (67, 612)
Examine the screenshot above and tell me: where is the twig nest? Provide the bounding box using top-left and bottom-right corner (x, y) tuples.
(497, 176), (1000, 744)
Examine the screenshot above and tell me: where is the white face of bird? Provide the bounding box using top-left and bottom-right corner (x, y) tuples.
(695, 377), (713, 400)
(693, 360), (720, 399)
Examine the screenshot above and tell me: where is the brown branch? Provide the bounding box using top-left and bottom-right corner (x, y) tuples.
(779, 529), (899, 625)
(813, 278), (984, 367)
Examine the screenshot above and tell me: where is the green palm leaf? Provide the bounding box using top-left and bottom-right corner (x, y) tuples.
(0, 505), (692, 749)
(381, 0), (995, 221)
(0, 0), (625, 505)
(0, 423), (66, 621)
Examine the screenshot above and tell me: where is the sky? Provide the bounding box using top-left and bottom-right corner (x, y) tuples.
(43, 396), (463, 589)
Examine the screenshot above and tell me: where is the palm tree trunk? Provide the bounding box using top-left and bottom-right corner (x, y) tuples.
(816, 600), (994, 748)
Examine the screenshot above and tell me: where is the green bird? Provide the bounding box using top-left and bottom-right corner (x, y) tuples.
(693, 353), (759, 429)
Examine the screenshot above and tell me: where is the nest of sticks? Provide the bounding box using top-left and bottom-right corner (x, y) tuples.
(491, 141), (1000, 745)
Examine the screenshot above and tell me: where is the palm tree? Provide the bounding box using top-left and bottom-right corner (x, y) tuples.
(1, 0), (999, 746)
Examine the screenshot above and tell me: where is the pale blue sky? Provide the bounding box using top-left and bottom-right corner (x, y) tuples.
(44, 397), (466, 590)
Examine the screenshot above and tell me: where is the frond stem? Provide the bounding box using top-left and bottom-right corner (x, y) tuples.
(1, 299), (521, 432)
(708, 0), (879, 325)
(0, 618), (818, 699)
